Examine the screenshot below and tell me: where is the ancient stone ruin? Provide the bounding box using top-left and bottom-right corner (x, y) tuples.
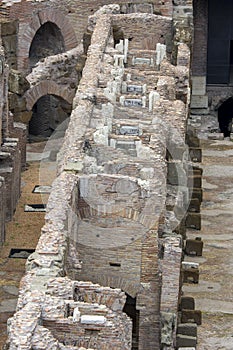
(0, 1), (204, 349)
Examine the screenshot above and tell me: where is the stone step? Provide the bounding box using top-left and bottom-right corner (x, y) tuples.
(176, 334), (197, 348)
(181, 309), (202, 325)
(119, 95), (147, 108)
(113, 105), (150, 120)
(177, 323), (197, 337)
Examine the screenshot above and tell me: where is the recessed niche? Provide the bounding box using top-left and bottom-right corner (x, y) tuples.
(109, 262), (121, 267)
(32, 185), (52, 194)
(24, 204), (46, 212)
(9, 248), (35, 259)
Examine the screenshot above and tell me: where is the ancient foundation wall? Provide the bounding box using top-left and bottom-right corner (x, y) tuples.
(0, 45), (27, 244)
(5, 4), (194, 350)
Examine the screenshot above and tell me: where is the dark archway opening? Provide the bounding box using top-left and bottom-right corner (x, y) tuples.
(29, 22), (65, 69)
(29, 94), (71, 140)
(218, 97), (233, 137)
(123, 294), (139, 350)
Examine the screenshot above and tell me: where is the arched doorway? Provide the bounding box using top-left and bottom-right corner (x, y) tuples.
(123, 294), (139, 350)
(218, 97), (233, 137)
(29, 94), (71, 140)
(29, 22), (65, 69)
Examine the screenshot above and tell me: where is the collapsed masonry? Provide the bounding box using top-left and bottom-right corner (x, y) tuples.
(2, 2), (202, 350)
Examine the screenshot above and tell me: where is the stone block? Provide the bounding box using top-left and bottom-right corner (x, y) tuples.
(190, 95), (208, 109)
(119, 125), (139, 136)
(182, 261), (199, 270)
(1, 21), (18, 36)
(186, 130), (200, 148)
(14, 111), (32, 123)
(80, 315), (106, 324)
(191, 188), (203, 203)
(185, 213), (201, 230)
(174, 217), (187, 239)
(192, 166), (203, 176)
(167, 161), (187, 186)
(182, 268), (199, 284)
(190, 108), (209, 115)
(208, 133), (224, 140)
(177, 323), (197, 337)
(181, 310), (202, 325)
(185, 238), (203, 256)
(176, 334), (197, 348)
(64, 161), (83, 172)
(189, 148), (202, 163)
(9, 93), (27, 113)
(136, 3), (153, 13)
(8, 69), (30, 95)
(188, 198), (200, 213)
(188, 175), (202, 189)
(180, 297), (195, 310)
(191, 76), (206, 96)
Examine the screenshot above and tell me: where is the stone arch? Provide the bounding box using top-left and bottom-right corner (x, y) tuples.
(29, 94), (71, 138)
(218, 97), (233, 137)
(18, 9), (78, 71)
(88, 273), (141, 299)
(24, 80), (75, 112)
(214, 93), (233, 111)
(29, 22), (65, 70)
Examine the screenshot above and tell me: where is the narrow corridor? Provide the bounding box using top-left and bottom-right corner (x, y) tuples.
(184, 139), (233, 349)
(0, 141), (52, 348)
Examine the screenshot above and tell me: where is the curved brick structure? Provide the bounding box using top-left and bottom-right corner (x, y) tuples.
(24, 80), (75, 111)
(18, 9), (78, 71)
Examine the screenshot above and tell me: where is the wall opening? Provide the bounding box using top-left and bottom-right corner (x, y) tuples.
(123, 294), (139, 350)
(29, 94), (71, 140)
(29, 22), (65, 69)
(218, 97), (233, 137)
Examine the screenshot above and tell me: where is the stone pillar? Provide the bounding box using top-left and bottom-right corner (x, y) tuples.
(138, 229), (161, 349)
(0, 176), (6, 244)
(190, 0), (209, 115)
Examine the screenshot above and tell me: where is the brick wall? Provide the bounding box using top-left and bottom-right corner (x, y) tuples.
(0, 0), (174, 72)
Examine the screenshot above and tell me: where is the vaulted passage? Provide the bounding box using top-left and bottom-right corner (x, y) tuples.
(29, 95), (71, 139)
(218, 98), (233, 137)
(29, 22), (65, 69)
